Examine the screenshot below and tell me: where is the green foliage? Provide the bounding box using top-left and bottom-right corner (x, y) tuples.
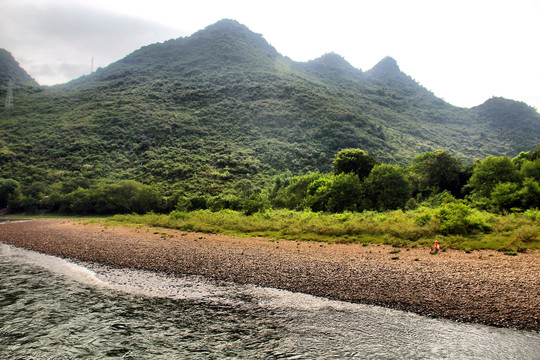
(410, 150), (462, 196)
(304, 173), (363, 213)
(434, 202), (491, 235)
(207, 194), (243, 212)
(404, 197), (419, 210)
(272, 173), (324, 210)
(491, 182), (522, 211)
(0, 48), (38, 86)
(305, 177), (333, 212)
(468, 156), (519, 197)
(0, 178), (20, 208)
(56, 180), (162, 214)
(520, 178), (540, 209)
(530, 144), (540, 161)
(241, 193), (269, 215)
(1, 21), (540, 219)
(2, 21), (539, 212)
(422, 190), (459, 207)
(333, 148), (378, 180)
(520, 158), (540, 182)
(362, 164), (411, 211)
(100, 207), (539, 251)
(515, 225), (538, 242)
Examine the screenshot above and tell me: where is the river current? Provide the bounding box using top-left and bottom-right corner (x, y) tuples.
(1, 241), (539, 359)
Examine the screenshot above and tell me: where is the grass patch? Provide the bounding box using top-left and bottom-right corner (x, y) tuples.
(84, 207), (540, 252)
(1, 212), (106, 220)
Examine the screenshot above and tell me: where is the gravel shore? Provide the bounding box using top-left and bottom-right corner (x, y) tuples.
(1, 218), (539, 331)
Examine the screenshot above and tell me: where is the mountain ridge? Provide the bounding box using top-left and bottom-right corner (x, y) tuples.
(0, 19), (536, 111)
(0, 48), (38, 87)
(0, 19), (539, 197)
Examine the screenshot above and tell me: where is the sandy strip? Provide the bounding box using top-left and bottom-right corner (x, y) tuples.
(0, 218), (538, 331)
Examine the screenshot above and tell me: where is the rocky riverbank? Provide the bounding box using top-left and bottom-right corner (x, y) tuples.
(1, 218), (538, 331)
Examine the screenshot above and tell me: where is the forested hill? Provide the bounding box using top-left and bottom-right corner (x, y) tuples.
(0, 48), (37, 86)
(1, 19), (539, 197)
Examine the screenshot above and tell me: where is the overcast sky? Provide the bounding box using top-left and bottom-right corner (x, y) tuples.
(1, 0), (539, 110)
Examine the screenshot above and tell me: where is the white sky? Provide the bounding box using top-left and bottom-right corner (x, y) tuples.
(1, 0), (539, 110)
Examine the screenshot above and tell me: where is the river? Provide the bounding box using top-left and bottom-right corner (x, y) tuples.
(1, 242), (539, 359)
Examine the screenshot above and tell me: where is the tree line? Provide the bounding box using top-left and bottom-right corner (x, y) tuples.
(1, 145), (539, 215)
(271, 145), (540, 213)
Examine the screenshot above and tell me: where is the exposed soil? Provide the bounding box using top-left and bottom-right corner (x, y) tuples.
(1, 218), (539, 332)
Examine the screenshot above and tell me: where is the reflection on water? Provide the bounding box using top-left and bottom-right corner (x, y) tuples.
(1, 243), (539, 359)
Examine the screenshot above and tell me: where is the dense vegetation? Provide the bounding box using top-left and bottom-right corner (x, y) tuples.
(3, 146), (540, 251)
(90, 145), (538, 253)
(0, 20), (539, 250)
(0, 49), (37, 87)
(1, 20), (539, 208)
(100, 207), (540, 253)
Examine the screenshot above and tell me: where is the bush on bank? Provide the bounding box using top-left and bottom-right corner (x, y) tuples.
(103, 206), (540, 252)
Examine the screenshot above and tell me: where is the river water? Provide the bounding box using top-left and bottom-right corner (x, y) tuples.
(1, 241), (539, 359)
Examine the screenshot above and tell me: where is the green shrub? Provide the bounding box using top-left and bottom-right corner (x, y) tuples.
(422, 190), (458, 207)
(242, 193), (269, 215)
(435, 202), (490, 235)
(0, 178), (21, 208)
(520, 158), (540, 182)
(491, 182), (522, 211)
(410, 150), (462, 196)
(362, 164), (411, 211)
(468, 156), (519, 197)
(304, 173), (362, 213)
(207, 194), (243, 212)
(169, 210), (188, 220)
(515, 225), (538, 242)
(405, 197), (418, 210)
(519, 178), (540, 209)
(274, 172), (324, 210)
(523, 209), (540, 221)
(333, 148), (378, 180)
(415, 212), (432, 226)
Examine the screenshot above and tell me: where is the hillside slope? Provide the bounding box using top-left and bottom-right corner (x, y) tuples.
(0, 48), (38, 86)
(0, 19), (539, 196)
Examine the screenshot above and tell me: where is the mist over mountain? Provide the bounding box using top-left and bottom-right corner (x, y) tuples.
(1, 19), (539, 196)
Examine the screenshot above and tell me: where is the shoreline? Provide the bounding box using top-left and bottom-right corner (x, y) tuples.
(1, 218), (539, 332)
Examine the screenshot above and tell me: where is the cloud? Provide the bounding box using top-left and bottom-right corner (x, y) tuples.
(0, 0), (184, 85)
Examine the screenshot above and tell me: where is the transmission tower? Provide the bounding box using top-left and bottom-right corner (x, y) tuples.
(5, 79), (13, 108)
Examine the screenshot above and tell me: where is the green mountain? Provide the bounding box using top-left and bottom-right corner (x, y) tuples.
(0, 48), (38, 86)
(1, 19), (539, 197)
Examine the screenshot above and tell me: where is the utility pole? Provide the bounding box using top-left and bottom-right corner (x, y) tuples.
(5, 79), (13, 108)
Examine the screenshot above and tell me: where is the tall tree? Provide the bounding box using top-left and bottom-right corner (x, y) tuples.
(0, 178), (20, 208)
(362, 164), (411, 211)
(411, 150), (462, 196)
(468, 156), (519, 197)
(333, 149), (378, 180)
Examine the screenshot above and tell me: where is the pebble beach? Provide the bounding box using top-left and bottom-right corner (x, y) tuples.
(1, 218), (538, 332)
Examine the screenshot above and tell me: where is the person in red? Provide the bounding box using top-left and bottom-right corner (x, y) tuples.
(434, 240), (440, 253)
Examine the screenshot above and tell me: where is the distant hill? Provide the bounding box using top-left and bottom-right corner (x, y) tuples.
(0, 48), (38, 86)
(0, 19), (539, 196)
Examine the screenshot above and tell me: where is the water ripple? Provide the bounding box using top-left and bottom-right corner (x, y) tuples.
(1, 243), (539, 359)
